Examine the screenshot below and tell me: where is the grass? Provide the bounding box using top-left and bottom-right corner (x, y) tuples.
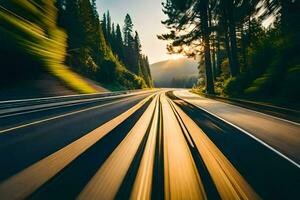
(48, 63), (97, 94)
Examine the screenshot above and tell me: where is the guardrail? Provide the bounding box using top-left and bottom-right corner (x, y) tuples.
(0, 89), (145, 110)
(0, 89), (156, 117)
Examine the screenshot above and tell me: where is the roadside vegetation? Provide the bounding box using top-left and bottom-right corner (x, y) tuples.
(0, 0), (153, 94)
(160, 0), (300, 108)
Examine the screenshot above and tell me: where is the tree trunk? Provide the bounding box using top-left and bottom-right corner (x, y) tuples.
(208, 4), (217, 81)
(222, 8), (233, 75)
(227, 1), (240, 76)
(216, 33), (221, 76)
(224, 25), (232, 71)
(211, 38), (217, 79)
(201, 1), (215, 94)
(241, 26), (247, 72)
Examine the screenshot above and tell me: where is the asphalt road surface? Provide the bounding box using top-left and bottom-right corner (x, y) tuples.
(0, 90), (299, 200)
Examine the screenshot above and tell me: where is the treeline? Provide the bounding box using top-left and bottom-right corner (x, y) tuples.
(101, 12), (153, 87)
(0, 0), (152, 92)
(171, 75), (199, 88)
(160, 0), (300, 106)
(56, 0), (152, 89)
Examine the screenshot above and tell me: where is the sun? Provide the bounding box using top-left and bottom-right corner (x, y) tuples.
(169, 54), (185, 60)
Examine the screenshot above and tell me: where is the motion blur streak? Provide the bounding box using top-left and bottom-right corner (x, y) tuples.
(161, 93), (207, 200)
(170, 101), (260, 200)
(0, 94), (152, 200)
(78, 95), (158, 200)
(0, 90), (298, 199)
(174, 90), (300, 166)
(130, 96), (160, 200)
(0, 1), (95, 93)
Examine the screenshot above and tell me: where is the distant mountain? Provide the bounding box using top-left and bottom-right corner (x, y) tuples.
(150, 58), (199, 87)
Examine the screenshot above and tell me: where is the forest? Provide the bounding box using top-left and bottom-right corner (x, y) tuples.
(0, 0), (152, 93)
(160, 0), (300, 108)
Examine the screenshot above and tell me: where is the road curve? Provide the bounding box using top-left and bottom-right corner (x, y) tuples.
(0, 90), (298, 200)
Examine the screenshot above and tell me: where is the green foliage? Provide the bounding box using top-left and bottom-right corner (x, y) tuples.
(0, 0), (96, 93)
(223, 26), (300, 106)
(57, 0), (151, 90)
(171, 75), (198, 88)
(116, 69), (148, 89)
(101, 12), (153, 88)
(174, 0), (300, 106)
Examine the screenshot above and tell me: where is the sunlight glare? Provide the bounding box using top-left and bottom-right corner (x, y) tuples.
(169, 54), (184, 60)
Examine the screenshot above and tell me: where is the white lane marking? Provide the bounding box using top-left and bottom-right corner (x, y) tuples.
(176, 90), (300, 126)
(170, 100), (260, 200)
(0, 101), (96, 118)
(178, 95), (300, 168)
(0, 97), (136, 134)
(0, 91), (156, 117)
(0, 89), (152, 104)
(0, 94), (132, 118)
(226, 102), (300, 126)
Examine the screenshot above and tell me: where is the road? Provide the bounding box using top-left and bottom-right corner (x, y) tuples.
(0, 90), (299, 200)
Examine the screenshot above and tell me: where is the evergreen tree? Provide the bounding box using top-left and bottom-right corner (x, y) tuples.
(106, 11), (112, 44)
(133, 31), (142, 75)
(111, 23), (117, 53)
(115, 24), (125, 61)
(123, 14), (136, 73)
(123, 14), (134, 47)
(159, 0), (215, 94)
(101, 13), (108, 41)
(64, 0), (84, 49)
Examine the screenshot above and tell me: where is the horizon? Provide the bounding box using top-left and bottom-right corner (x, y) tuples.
(0, 1), (299, 199)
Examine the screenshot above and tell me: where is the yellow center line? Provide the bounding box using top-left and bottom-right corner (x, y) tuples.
(161, 93), (207, 200)
(78, 95), (159, 200)
(130, 95), (161, 200)
(169, 100), (261, 200)
(0, 95), (154, 200)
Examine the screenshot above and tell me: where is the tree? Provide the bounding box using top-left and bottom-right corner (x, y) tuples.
(133, 31), (142, 75)
(123, 14), (134, 47)
(99, 12), (153, 87)
(106, 11), (112, 44)
(110, 23), (117, 53)
(115, 24), (125, 61)
(101, 13), (108, 41)
(123, 14), (136, 73)
(159, 0), (215, 94)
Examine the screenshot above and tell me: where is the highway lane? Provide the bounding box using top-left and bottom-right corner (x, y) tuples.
(169, 91), (299, 199)
(0, 90), (156, 131)
(0, 91), (155, 182)
(174, 90), (300, 165)
(0, 90), (298, 200)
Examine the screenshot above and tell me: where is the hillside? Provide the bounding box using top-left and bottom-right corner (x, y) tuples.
(0, 1), (152, 98)
(150, 58), (199, 87)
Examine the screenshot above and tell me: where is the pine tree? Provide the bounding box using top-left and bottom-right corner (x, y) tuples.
(111, 23), (117, 53)
(101, 13), (108, 41)
(133, 31), (142, 75)
(106, 11), (112, 44)
(115, 24), (125, 61)
(123, 14), (134, 47)
(123, 14), (136, 73)
(159, 0), (215, 94)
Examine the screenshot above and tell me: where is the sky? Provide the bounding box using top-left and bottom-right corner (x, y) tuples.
(97, 0), (184, 64)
